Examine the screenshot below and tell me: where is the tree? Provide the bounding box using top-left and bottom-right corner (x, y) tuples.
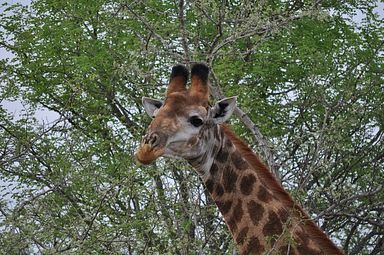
(0, 0), (383, 254)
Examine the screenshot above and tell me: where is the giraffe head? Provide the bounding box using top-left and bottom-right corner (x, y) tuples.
(135, 63), (236, 165)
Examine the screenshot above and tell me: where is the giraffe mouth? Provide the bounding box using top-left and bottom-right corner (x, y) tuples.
(135, 143), (165, 165)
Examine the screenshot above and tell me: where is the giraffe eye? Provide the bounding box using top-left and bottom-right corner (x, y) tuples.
(189, 116), (204, 127)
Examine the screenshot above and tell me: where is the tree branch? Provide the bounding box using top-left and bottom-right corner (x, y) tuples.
(178, 0), (190, 63)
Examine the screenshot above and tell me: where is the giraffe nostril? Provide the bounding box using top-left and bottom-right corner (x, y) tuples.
(149, 133), (159, 147)
(143, 132), (161, 148)
(143, 134), (150, 144)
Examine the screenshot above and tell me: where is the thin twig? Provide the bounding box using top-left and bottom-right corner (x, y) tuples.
(316, 185), (384, 219)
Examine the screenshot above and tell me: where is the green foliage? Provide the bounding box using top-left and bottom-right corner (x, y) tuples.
(0, 0), (383, 254)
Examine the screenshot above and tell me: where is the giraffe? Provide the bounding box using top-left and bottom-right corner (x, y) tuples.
(135, 63), (344, 255)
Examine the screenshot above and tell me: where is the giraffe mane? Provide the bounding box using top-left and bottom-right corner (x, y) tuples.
(221, 124), (344, 254)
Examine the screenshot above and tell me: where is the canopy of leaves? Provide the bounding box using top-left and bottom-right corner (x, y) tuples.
(0, 0), (383, 254)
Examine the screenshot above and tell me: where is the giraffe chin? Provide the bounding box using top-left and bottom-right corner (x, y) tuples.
(135, 144), (165, 165)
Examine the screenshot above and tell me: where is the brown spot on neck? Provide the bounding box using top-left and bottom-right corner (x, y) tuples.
(240, 174), (257, 195)
(277, 208), (290, 224)
(244, 236), (264, 255)
(230, 199), (244, 223)
(247, 201), (264, 225)
(222, 166), (238, 193)
(263, 211), (283, 245)
(257, 185), (273, 203)
(205, 179), (214, 193)
(210, 162), (219, 176)
(228, 218), (238, 233)
(216, 146), (229, 163)
(236, 226), (249, 245)
(215, 184), (224, 197)
(216, 200), (233, 215)
(231, 151), (248, 170)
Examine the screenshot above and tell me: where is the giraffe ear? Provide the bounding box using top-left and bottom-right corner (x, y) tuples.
(209, 96), (237, 124)
(142, 97), (163, 118)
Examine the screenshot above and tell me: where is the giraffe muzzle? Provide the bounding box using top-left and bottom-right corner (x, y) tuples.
(135, 132), (166, 165)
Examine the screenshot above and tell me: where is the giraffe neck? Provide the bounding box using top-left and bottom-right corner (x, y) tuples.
(188, 125), (344, 255)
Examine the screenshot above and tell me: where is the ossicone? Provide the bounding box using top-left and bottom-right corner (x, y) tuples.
(170, 65), (189, 81)
(167, 64), (189, 95)
(191, 63), (209, 82)
(190, 63), (210, 102)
